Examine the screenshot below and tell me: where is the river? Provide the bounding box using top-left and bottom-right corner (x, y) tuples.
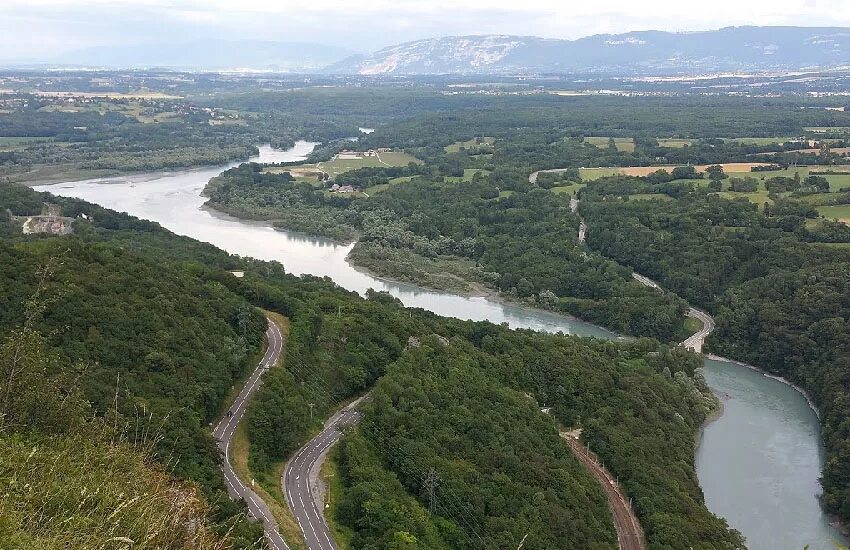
(35, 142), (846, 549)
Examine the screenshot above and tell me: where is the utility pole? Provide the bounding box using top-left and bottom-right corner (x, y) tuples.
(308, 402), (314, 421)
(424, 468), (439, 516)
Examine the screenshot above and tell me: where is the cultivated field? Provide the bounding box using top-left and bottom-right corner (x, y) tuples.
(550, 182), (586, 195)
(804, 127), (850, 133)
(445, 168), (489, 183)
(776, 147), (850, 156)
(267, 150), (421, 182)
(580, 163), (772, 180)
(657, 139), (693, 148)
(817, 205), (850, 225)
(725, 167), (850, 192)
(445, 137), (495, 153)
(585, 136), (635, 152)
(724, 137), (795, 145)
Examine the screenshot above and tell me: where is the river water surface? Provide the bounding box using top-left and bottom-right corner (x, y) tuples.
(36, 142), (846, 549)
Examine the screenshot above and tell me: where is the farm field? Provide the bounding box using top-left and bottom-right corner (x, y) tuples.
(377, 151), (421, 166)
(585, 136), (635, 152)
(774, 147), (850, 156)
(0, 136), (53, 147)
(579, 167), (622, 180)
(580, 162), (772, 180)
(724, 136), (795, 145)
(817, 204), (850, 224)
(804, 127), (850, 133)
(550, 183), (586, 195)
(362, 176), (414, 196)
(717, 190), (774, 206)
(657, 138), (693, 148)
(445, 168), (489, 183)
(444, 137), (495, 153)
(726, 167), (850, 192)
(266, 151), (421, 180)
(630, 193), (674, 201)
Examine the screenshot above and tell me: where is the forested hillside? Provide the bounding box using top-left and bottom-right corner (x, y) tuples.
(0, 327), (232, 548)
(334, 332), (743, 549)
(1, 182), (746, 548)
(0, 184), (272, 546)
(579, 180), (850, 524)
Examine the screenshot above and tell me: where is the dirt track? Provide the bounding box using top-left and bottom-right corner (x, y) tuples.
(562, 435), (646, 550)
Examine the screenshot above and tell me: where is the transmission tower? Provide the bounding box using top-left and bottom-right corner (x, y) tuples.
(424, 468), (439, 516)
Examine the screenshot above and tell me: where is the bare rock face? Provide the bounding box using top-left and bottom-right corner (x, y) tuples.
(328, 27), (850, 76)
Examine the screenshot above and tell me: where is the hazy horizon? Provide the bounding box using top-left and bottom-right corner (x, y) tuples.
(4, 0), (850, 62)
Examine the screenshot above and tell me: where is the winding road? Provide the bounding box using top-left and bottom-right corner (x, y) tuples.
(283, 395), (369, 550)
(571, 197), (716, 351)
(223, 196), (714, 550)
(213, 317), (290, 550)
(631, 273), (715, 351)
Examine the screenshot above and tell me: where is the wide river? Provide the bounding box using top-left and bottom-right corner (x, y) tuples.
(36, 142), (846, 549)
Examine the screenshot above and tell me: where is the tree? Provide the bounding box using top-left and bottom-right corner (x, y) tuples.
(706, 164), (727, 182)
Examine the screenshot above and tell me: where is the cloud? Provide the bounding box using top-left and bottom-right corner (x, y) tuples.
(4, 0), (850, 60)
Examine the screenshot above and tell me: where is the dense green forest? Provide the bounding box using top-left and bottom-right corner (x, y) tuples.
(204, 168), (691, 341)
(336, 332), (742, 549)
(577, 179), (850, 524)
(0, 184), (273, 546)
(0, 180), (745, 548)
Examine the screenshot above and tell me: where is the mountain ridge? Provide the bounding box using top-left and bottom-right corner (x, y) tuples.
(10, 26), (850, 76)
(326, 26), (850, 75)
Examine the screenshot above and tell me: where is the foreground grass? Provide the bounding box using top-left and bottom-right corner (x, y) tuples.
(0, 430), (227, 549)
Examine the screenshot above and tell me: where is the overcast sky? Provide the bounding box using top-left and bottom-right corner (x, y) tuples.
(4, 0), (850, 59)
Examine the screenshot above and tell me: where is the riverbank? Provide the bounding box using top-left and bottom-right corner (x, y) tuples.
(21, 143), (296, 188)
(19, 154), (257, 187)
(705, 353), (821, 420)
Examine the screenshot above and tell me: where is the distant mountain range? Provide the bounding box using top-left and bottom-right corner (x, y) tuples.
(330, 27), (850, 75)
(12, 26), (850, 75)
(49, 39), (356, 72)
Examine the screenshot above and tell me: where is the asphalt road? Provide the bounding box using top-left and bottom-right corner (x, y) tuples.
(213, 317), (290, 550)
(528, 167), (575, 184)
(681, 306), (715, 352)
(283, 397), (368, 550)
(630, 272), (716, 351)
